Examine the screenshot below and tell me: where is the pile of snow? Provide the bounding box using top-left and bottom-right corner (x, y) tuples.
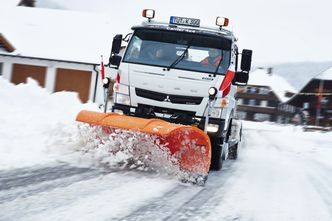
(0, 77), (191, 181)
(0, 77), (96, 169)
(248, 68), (296, 102)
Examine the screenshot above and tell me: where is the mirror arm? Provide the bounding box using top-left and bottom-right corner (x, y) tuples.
(107, 52), (115, 67)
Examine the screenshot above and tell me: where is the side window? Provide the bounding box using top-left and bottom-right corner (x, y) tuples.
(126, 36), (142, 60)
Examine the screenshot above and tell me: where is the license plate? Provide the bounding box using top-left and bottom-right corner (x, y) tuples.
(170, 16), (200, 27)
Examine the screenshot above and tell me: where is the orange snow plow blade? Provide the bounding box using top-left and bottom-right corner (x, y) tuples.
(76, 110), (211, 175)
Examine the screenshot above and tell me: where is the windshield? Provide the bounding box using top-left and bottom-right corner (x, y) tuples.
(123, 29), (232, 75)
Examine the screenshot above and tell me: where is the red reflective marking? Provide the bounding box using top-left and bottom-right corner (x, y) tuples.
(219, 70), (235, 97)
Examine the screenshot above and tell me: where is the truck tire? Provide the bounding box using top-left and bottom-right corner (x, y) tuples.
(228, 143), (238, 160)
(210, 137), (224, 170)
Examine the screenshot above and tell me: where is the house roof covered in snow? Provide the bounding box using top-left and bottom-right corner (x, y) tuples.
(0, 6), (122, 64)
(314, 67), (332, 81)
(248, 68), (297, 102)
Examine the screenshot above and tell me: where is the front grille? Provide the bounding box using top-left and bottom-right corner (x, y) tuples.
(138, 104), (196, 116)
(135, 88), (203, 105)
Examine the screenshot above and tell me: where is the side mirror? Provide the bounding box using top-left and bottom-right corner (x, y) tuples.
(240, 49), (252, 72)
(111, 34), (122, 54)
(233, 71), (249, 86)
(110, 55), (122, 67)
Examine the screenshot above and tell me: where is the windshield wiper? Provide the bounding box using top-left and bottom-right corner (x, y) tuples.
(167, 39), (194, 71)
(212, 50), (224, 77)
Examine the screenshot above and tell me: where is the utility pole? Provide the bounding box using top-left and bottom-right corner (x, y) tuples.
(315, 79), (324, 126)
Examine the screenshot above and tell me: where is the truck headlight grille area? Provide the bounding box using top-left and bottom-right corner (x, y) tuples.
(115, 93), (131, 105)
(135, 88), (203, 105)
(207, 124), (219, 133)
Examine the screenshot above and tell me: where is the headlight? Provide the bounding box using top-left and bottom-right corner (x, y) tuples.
(207, 124), (219, 133)
(208, 87), (218, 97)
(115, 93), (130, 105)
(209, 108), (222, 118)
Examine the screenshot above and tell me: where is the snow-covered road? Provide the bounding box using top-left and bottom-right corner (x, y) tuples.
(1, 78), (332, 221)
(1, 125), (332, 221)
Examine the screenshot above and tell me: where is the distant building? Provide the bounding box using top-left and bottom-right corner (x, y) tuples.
(287, 67), (332, 126)
(18, 0), (35, 7)
(0, 6), (117, 103)
(236, 68), (297, 123)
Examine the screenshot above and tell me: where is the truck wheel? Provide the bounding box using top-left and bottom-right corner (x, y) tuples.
(228, 143), (238, 160)
(210, 137), (224, 170)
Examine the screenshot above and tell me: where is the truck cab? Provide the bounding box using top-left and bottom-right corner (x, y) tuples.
(109, 9), (252, 170)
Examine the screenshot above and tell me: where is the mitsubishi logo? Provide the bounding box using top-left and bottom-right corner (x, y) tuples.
(164, 95), (171, 102)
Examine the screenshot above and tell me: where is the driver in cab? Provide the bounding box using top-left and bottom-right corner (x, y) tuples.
(201, 48), (222, 68)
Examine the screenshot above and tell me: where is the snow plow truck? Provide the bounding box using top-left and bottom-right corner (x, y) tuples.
(76, 9), (252, 184)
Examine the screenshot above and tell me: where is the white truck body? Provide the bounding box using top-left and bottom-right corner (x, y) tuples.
(109, 12), (252, 170)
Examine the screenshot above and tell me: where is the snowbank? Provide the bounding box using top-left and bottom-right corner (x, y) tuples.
(0, 77), (98, 169)
(0, 77), (186, 180)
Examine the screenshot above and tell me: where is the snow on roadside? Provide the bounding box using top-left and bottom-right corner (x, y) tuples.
(0, 77), (180, 220)
(0, 77), (98, 169)
(0, 77), (183, 179)
(207, 122), (332, 221)
(243, 120), (332, 167)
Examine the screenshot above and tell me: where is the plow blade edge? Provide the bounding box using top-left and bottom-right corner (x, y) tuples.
(76, 110), (211, 175)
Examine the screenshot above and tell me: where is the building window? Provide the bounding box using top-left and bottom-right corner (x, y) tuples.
(0, 63), (3, 76)
(249, 99), (256, 106)
(242, 98), (249, 105)
(249, 87), (257, 93)
(236, 111), (247, 120)
(303, 102), (309, 109)
(268, 100), (277, 107)
(322, 97), (329, 105)
(259, 87), (269, 95)
(260, 100), (267, 107)
(254, 113), (271, 122)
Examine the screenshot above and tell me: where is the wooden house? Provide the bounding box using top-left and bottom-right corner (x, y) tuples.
(236, 68), (297, 123)
(0, 6), (117, 104)
(287, 67), (332, 126)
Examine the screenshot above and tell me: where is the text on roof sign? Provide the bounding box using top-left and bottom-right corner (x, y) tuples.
(170, 16), (200, 27)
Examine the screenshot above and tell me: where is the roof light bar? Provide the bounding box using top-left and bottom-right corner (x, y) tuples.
(216, 17), (229, 28)
(142, 9), (155, 20)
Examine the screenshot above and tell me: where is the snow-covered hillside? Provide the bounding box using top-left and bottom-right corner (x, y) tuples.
(1, 77), (332, 220)
(268, 61), (332, 90)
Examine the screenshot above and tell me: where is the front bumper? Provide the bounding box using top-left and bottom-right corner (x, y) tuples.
(112, 103), (226, 138)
